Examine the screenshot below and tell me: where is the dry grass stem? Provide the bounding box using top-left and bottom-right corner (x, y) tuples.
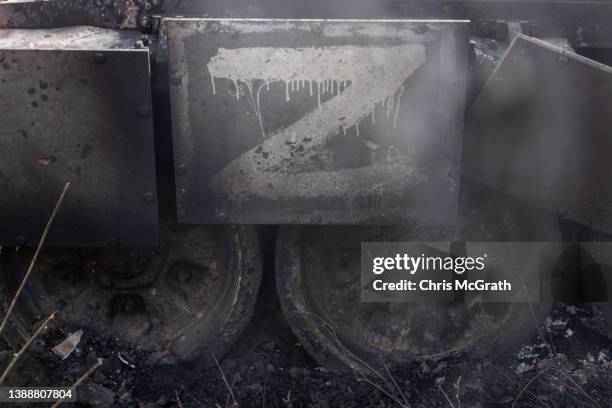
(212, 353), (238, 407)
(51, 357), (104, 408)
(0, 311), (56, 384)
(0, 182), (70, 334)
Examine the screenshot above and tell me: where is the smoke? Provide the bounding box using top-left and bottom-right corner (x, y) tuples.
(465, 34), (612, 238)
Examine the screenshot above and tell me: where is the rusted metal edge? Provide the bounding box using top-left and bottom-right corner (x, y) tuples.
(0, 0), (161, 30)
(0, 25), (146, 49)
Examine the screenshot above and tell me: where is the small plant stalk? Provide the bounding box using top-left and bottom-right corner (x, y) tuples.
(0, 182), (70, 335)
(0, 311), (56, 385)
(50, 358), (104, 408)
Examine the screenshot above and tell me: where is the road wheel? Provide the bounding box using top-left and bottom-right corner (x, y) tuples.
(276, 182), (560, 371)
(0, 222), (262, 364)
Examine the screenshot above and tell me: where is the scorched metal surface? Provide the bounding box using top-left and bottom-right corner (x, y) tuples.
(465, 34), (612, 235)
(0, 46), (158, 246)
(166, 18), (470, 225)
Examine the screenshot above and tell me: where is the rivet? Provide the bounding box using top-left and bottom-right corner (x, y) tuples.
(93, 53), (105, 64)
(138, 105), (151, 117)
(139, 15), (152, 30)
(209, 22), (220, 32)
(143, 192), (155, 203)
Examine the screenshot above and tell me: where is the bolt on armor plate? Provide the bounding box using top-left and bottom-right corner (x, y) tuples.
(166, 18), (470, 225)
(0, 35), (158, 246)
(465, 34), (612, 235)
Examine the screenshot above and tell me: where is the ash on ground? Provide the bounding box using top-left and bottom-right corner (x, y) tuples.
(2, 291), (611, 408)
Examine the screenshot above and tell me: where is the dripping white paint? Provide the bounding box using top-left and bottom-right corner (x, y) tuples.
(205, 44), (427, 203)
(207, 45), (425, 138)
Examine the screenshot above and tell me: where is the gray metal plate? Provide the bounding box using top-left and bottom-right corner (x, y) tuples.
(0, 47), (158, 246)
(167, 19), (469, 225)
(4, 1), (612, 48)
(465, 34), (612, 235)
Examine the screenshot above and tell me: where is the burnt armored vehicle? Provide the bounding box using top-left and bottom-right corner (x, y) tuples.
(1, 0), (612, 371)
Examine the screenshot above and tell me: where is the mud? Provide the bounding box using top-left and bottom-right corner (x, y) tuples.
(1, 254), (612, 407)
(1, 215), (610, 407)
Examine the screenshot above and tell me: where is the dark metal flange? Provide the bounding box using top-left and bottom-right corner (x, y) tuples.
(0, 222), (262, 364)
(276, 182), (561, 372)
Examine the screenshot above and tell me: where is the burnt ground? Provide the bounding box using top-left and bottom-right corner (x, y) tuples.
(1, 263), (612, 408)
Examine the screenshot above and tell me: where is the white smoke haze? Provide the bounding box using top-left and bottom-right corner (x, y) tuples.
(466, 34), (612, 238)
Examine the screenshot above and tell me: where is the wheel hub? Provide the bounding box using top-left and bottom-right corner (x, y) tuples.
(2, 223), (262, 364)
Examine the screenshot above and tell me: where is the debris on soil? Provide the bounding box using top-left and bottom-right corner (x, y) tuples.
(0, 312), (56, 385)
(117, 353), (136, 369)
(52, 329), (82, 360)
(77, 383), (116, 407)
(1, 292), (611, 408)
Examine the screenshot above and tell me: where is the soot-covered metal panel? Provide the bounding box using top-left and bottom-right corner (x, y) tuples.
(167, 19), (470, 225)
(0, 46), (158, 247)
(465, 34), (612, 235)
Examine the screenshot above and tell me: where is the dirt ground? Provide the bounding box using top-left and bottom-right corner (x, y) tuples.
(2, 263), (612, 407)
